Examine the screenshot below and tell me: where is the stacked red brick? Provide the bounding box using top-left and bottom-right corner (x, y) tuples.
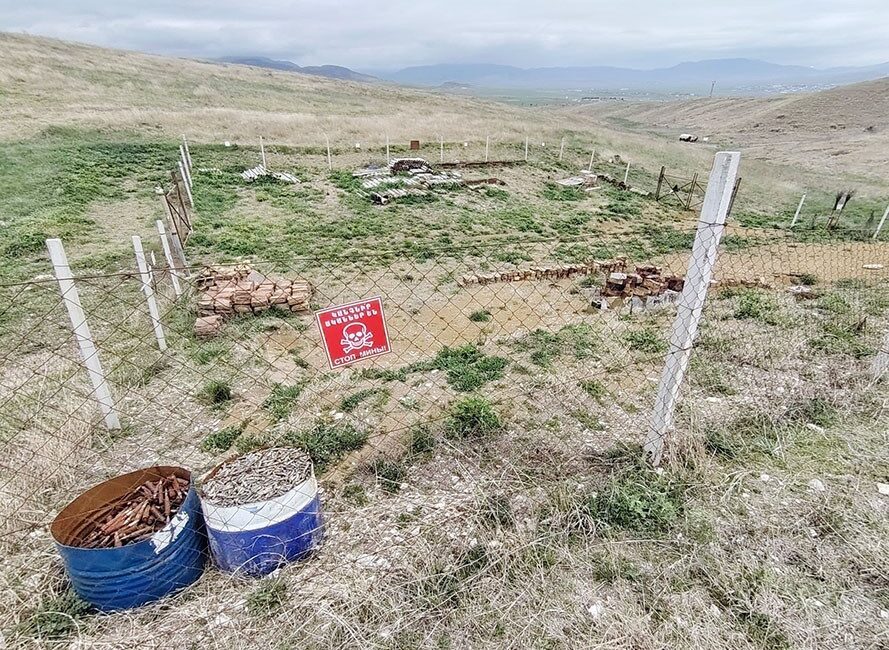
(459, 258), (627, 286)
(193, 266), (312, 337)
(602, 264), (684, 298)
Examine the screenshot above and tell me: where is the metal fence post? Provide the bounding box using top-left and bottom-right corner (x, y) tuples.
(156, 220), (183, 297)
(260, 136), (267, 168)
(46, 238), (121, 430)
(644, 151), (741, 465)
(132, 236), (168, 352)
(873, 203), (889, 239)
(178, 161), (195, 208)
(790, 193), (806, 228)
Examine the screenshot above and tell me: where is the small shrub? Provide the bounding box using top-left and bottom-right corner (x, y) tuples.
(579, 379), (607, 401)
(371, 457), (407, 493)
(797, 272), (818, 286)
(410, 424), (436, 454)
(246, 579), (288, 617)
(480, 494), (514, 528)
(446, 396), (502, 439)
(592, 554), (640, 583)
(199, 379), (232, 407)
(18, 590), (91, 640)
(808, 317), (872, 358)
(734, 290), (781, 325)
(623, 327), (667, 354)
(200, 424), (244, 453)
(430, 345), (508, 392)
(341, 483), (369, 505)
(469, 310), (492, 323)
(586, 470), (687, 533)
(283, 422), (368, 471)
(263, 383), (305, 421)
(542, 182), (585, 201)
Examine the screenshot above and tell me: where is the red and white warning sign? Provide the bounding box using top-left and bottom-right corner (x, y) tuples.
(315, 296), (392, 369)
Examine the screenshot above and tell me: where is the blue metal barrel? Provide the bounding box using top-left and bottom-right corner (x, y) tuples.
(200, 468), (323, 576)
(50, 466), (207, 611)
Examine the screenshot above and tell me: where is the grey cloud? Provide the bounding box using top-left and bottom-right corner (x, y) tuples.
(2, 1), (888, 69)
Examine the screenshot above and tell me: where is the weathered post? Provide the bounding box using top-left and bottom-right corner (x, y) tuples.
(873, 204), (889, 239)
(559, 137), (565, 161)
(485, 135), (490, 163)
(623, 161), (631, 185)
(790, 193), (806, 228)
(182, 135), (193, 169)
(325, 134), (332, 171)
(46, 239), (121, 430)
(588, 149), (595, 172)
(155, 220), (183, 297)
(178, 161), (195, 209)
(260, 136), (267, 168)
(644, 151), (741, 466)
(132, 236), (168, 352)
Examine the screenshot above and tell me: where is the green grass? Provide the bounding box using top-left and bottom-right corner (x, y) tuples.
(246, 579), (288, 617)
(586, 469), (687, 533)
(340, 387), (390, 412)
(200, 424), (245, 453)
(446, 396), (502, 439)
(808, 317), (873, 358)
(263, 383), (305, 421)
(542, 182), (586, 201)
(17, 590), (91, 640)
(371, 457), (407, 493)
(410, 424), (436, 454)
(514, 323), (600, 367)
(429, 345), (508, 391)
(578, 379), (607, 401)
(199, 379), (232, 407)
(734, 290), (783, 325)
(469, 310), (492, 323)
(623, 327), (667, 354)
(282, 421), (368, 471)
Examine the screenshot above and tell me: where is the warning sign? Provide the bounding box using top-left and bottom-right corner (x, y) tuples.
(315, 296), (392, 369)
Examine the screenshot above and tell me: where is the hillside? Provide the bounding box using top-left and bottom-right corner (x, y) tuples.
(591, 77), (889, 177)
(218, 56), (378, 83)
(0, 32), (541, 143)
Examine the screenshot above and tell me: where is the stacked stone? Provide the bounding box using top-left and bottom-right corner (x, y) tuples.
(193, 266), (312, 337)
(458, 258), (628, 287)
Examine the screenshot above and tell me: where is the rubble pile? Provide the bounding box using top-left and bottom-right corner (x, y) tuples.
(354, 158), (500, 204)
(193, 265), (312, 337)
(459, 259), (627, 286)
(240, 165), (300, 184)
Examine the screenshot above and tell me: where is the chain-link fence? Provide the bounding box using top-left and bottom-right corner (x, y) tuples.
(2, 148), (888, 648)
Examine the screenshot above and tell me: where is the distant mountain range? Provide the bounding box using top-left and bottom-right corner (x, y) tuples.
(217, 56), (377, 83)
(218, 55), (889, 94)
(382, 58), (889, 92)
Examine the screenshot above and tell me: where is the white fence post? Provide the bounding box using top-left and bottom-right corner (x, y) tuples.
(873, 204), (889, 240)
(178, 160), (195, 209)
(790, 193), (806, 228)
(260, 136), (267, 169)
(132, 236), (168, 352)
(588, 149), (595, 172)
(623, 161), (631, 184)
(160, 196), (189, 269)
(46, 239), (121, 430)
(524, 137), (529, 161)
(872, 332), (889, 376)
(155, 220), (183, 297)
(440, 135), (444, 163)
(182, 135), (193, 169)
(179, 146), (193, 187)
(559, 137), (565, 161)
(644, 151), (741, 465)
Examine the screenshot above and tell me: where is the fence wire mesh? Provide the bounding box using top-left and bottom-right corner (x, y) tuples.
(2, 145), (888, 648)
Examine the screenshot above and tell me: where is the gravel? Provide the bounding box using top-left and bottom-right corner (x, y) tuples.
(201, 447), (313, 507)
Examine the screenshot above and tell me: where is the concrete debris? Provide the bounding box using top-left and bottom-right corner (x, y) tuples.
(863, 264), (884, 270)
(389, 158), (431, 173)
(679, 133), (699, 142)
(458, 259), (627, 287)
(788, 285), (816, 298)
(878, 482), (889, 497)
(356, 158), (480, 203)
(240, 165), (300, 184)
(352, 166), (388, 178)
(194, 265), (312, 336)
(808, 479), (826, 492)
(557, 174), (599, 188)
(371, 189), (430, 205)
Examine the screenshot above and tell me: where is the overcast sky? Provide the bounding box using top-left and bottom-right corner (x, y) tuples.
(3, 1), (888, 71)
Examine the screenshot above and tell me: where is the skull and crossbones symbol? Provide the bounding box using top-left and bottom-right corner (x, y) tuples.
(341, 322), (373, 353)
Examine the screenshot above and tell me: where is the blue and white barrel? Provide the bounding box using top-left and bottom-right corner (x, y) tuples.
(199, 458), (323, 576)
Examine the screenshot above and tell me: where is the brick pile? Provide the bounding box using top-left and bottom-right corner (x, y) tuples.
(193, 266), (312, 338)
(602, 264), (685, 299)
(459, 259), (627, 286)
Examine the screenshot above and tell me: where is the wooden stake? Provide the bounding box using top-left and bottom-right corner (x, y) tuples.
(182, 135), (193, 169)
(644, 151), (741, 466)
(178, 161), (195, 208)
(260, 136), (267, 168)
(46, 239), (121, 430)
(325, 134), (332, 171)
(790, 193), (806, 228)
(161, 196), (189, 269)
(874, 204), (889, 239)
(132, 236), (167, 351)
(156, 220), (183, 297)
